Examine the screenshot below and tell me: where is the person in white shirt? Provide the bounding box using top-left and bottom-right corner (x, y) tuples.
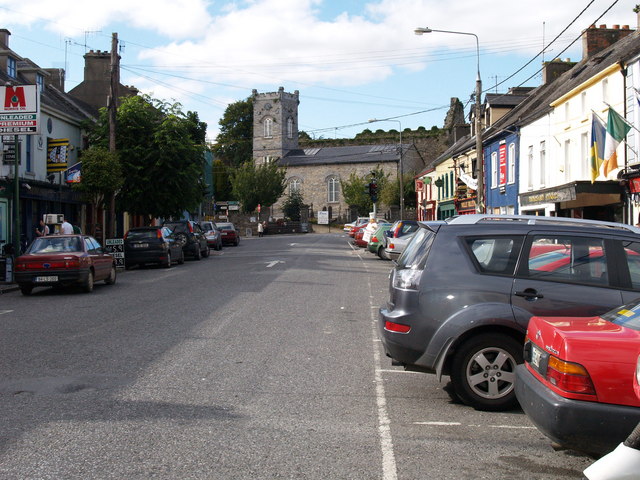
(60, 220), (73, 234)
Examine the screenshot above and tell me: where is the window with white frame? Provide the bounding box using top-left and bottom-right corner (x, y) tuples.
(264, 118), (273, 138)
(327, 176), (339, 202)
(491, 151), (498, 188)
(289, 178), (300, 194)
(539, 141), (546, 187)
(287, 118), (293, 139)
(528, 145), (534, 189)
(564, 102), (570, 121)
(581, 91), (587, 116)
(564, 139), (571, 181)
(7, 57), (16, 78)
(602, 78), (609, 105)
(508, 143), (516, 184)
(581, 132), (589, 179)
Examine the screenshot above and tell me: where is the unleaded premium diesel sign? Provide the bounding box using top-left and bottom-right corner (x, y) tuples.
(0, 85), (40, 134)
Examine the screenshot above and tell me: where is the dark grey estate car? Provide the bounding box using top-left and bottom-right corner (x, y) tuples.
(378, 214), (640, 411)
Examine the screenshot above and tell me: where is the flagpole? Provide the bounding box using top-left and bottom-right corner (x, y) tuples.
(603, 102), (640, 134)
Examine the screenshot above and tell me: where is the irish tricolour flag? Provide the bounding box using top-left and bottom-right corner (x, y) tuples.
(602, 107), (631, 178)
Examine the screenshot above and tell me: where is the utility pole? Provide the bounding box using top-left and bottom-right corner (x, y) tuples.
(107, 32), (119, 239)
(12, 135), (19, 253)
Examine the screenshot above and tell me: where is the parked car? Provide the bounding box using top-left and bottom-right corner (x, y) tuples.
(162, 220), (209, 260)
(384, 220), (420, 261)
(124, 226), (185, 269)
(200, 221), (223, 251)
(217, 222), (240, 246)
(516, 300), (640, 456)
(14, 234), (117, 295)
(352, 224), (370, 247)
(344, 217), (370, 233)
(378, 214), (640, 411)
(368, 224), (392, 258)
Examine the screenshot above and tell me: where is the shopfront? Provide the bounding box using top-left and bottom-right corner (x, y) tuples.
(519, 181), (624, 222)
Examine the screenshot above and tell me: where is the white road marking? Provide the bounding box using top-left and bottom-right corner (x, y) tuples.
(360, 250), (397, 480)
(0, 310), (13, 315)
(414, 421), (536, 430)
(265, 260), (284, 268)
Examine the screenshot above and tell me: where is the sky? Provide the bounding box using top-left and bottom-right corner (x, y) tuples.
(0, 0), (634, 142)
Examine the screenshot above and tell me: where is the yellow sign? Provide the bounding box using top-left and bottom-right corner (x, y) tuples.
(47, 138), (69, 172)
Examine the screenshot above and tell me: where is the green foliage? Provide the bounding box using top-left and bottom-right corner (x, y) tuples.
(282, 190), (308, 221)
(298, 131), (312, 141)
(211, 97), (253, 167)
(341, 172), (372, 215)
(379, 173), (416, 208)
(72, 147), (122, 210)
(212, 159), (233, 200)
(86, 94), (208, 221)
(230, 160), (286, 213)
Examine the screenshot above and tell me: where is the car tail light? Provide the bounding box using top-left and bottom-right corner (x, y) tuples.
(64, 258), (81, 268)
(392, 268), (422, 290)
(123, 231), (129, 240)
(157, 229), (163, 239)
(384, 320), (411, 334)
(545, 356), (595, 395)
(372, 236), (378, 242)
(188, 223), (194, 233)
(15, 261), (26, 271)
(389, 243), (395, 249)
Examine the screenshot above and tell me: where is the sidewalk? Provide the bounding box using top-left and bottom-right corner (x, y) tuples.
(0, 282), (18, 294)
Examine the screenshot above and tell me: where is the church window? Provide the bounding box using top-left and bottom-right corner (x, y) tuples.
(290, 178), (301, 194)
(264, 118), (273, 138)
(327, 176), (339, 203)
(287, 118), (294, 139)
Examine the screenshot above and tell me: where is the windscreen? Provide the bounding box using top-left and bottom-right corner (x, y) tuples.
(601, 299), (640, 332)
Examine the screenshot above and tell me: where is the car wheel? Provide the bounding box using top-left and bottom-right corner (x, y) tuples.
(177, 250), (185, 264)
(450, 333), (522, 411)
(164, 251), (172, 268)
(105, 265), (117, 284)
(234, 238), (239, 246)
(20, 285), (33, 296)
(216, 240), (222, 251)
(194, 246), (201, 261)
(203, 245), (210, 258)
(83, 270), (94, 293)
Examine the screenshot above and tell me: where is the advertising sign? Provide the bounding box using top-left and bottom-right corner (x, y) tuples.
(0, 85), (39, 134)
(499, 143), (507, 186)
(105, 238), (125, 268)
(317, 211), (329, 225)
(65, 162), (81, 183)
(47, 138), (69, 172)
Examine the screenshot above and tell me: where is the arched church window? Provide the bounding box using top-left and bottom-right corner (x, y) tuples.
(264, 118), (273, 138)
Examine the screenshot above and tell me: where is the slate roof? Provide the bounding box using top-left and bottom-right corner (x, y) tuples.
(278, 144), (409, 167)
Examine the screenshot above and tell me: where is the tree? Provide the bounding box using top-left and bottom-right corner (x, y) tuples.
(282, 190), (308, 221)
(72, 147), (122, 214)
(230, 160), (286, 213)
(212, 159), (233, 201)
(87, 94), (208, 222)
(379, 172), (415, 209)
(211, 97), (253, 167)
(341, 172), (373, 216)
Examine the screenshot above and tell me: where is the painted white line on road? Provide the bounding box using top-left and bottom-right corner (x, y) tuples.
(414, 421), (536, 430)
(360, 249), (397, 480)
(0, 310), (13, 315)
(265, 260), (284, 268)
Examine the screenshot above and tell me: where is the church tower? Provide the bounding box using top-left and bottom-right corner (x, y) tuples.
(252, 87), (299, 165)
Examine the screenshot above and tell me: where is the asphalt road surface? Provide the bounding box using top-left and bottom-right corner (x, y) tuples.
(0, 232), (592, 479)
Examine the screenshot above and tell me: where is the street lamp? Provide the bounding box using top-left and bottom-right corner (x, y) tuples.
(414, 27), (484, 213)
(368, 118), (404, 219)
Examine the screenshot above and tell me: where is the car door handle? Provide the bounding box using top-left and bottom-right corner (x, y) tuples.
(514, 289), (544, 300)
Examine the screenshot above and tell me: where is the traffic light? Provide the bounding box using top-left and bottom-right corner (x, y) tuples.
(369, 181), (378, 202)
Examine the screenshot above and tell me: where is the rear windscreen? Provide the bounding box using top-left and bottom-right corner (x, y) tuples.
(127, 231), (157, 240)
(164, 223), (187, 233)
(396, 227), (436, 269)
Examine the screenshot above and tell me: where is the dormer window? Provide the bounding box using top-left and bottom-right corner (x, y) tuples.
(36, 73), (44, 91)
(7, 56), (16, 78)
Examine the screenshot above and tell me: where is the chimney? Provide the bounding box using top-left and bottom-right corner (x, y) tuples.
(44, 68), (65, 91)
(0, 29), (10, 49)
(582, 24), (633, 60)
(542, 58), (576, 85)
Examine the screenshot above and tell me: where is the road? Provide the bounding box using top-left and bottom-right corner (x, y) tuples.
(0, 233), (592, 479)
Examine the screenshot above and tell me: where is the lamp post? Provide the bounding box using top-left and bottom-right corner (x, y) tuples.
(414, 27), (484, 213)
(368, 118), (404, 219)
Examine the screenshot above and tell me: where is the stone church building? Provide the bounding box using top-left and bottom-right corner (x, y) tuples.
(251, 87), (427, 221)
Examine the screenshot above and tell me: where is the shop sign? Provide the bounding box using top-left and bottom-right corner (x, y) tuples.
(520, 185), (576, 206)
(629, 177), (640, 194)
(499, 143), (507, 186)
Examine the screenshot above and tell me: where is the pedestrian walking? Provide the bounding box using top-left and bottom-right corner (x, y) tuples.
(257, 221), (264, 237)
(60, 220), (73, 234)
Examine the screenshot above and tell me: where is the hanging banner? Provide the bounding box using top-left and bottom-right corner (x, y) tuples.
(47, 138), (69, 172)
(499, 143), (507, 186)
(65, 162), (81, 183)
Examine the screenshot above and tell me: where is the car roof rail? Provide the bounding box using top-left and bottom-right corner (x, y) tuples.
(445, 214), (640, 233)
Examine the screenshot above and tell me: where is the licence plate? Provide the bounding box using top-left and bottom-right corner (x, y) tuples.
(221, 232), (227, 236)
(133, 243), (149, 248)
(35, 276), (58, 282)
(530, 344), (543, 370)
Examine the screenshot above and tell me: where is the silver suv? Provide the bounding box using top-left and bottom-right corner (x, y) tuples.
(378, 215), (640, 411)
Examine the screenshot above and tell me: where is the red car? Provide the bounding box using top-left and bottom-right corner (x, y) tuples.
(216, 222), (240, 246)
(14, 234), (117, 295)
(515, 299), (640, 456)
(352, 224), (368, 247)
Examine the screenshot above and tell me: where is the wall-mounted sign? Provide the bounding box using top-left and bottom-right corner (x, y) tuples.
(47, 138), (69, 172)
(0, 85), (39, 134)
